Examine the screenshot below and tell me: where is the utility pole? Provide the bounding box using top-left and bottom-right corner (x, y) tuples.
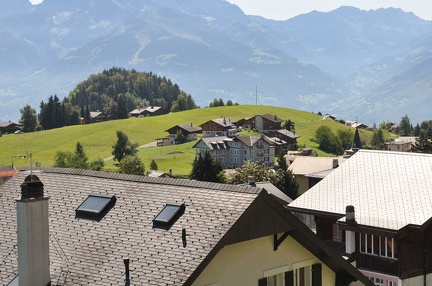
(256, 84), (258, 105)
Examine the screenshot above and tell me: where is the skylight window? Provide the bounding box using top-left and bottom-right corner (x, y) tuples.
(153, 203), (185, 228)
(76, 194), (116, 220)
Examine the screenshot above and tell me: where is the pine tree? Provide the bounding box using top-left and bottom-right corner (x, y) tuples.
(112, 131), (139, 162)
(190, 152), (224, 183)
(353, 128), (362, 149)
(150, 159), (158, 171)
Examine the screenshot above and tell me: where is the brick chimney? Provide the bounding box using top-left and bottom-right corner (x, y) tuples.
(16, 174), (50, 286)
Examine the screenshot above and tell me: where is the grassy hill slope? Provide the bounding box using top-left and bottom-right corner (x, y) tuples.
(0, 105), (372, 176)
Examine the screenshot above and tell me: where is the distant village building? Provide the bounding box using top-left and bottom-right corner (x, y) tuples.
(129, 106), (168, 117)
(165, 124), (201, 144)
(193, 134), (276, 168)
(89, 111), (105, 122)
(384, 136), (416, 152)
(236, 114), (283, 134)
(268, 129), (301, 151)
(0, 122), (22, 134)
(200, 117), (239, 138)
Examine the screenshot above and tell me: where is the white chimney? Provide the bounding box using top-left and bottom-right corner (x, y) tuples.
(16, 174), (50, 286)
(345, 205), (357, 266)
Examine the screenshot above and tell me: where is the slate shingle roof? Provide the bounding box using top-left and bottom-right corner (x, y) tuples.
(0, 168), (260, 285)
(289, 150), (432, 230)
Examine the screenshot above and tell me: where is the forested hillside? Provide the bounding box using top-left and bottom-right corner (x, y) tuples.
(69, 67), (197, 116)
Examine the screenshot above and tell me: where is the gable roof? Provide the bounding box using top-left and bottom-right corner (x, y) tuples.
(288, 156), (347, 176)
(258, 114), (283, 123)
(0, 168), (260, 285)
(145, 106), (163, 113)
(129, 108), (146, 115)
(234, 134), (274, 147)
(89, 111), (104, 118)
(200, 117), (236, 128)
(0, 168), (372, 285)
(273, 129), (300, 139)
(192, 136), (231, 150)
(165, 124), (201, 134)
(289, 150), (432, 231)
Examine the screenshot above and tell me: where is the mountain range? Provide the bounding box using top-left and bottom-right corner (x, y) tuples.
(1, 0), (432, 124)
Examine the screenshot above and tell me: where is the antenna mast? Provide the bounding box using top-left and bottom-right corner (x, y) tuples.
(256, 84), (257, 105)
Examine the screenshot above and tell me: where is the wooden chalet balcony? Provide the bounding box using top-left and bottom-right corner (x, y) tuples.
(357, 254), (399, 276)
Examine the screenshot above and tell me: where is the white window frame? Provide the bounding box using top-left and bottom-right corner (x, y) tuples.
(360, 233), (396, 259)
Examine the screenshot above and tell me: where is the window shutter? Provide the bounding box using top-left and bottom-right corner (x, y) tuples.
(312, 263), (322, 286)
(258, 277), (267, 286)
(284, 271), (294, 286)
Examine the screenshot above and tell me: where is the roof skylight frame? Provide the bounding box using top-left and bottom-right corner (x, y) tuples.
(153, 203), (186, 228)
(76, 194), (116, 220)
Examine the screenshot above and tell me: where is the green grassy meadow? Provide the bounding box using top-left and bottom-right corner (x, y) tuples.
(0, 105), (376, 176)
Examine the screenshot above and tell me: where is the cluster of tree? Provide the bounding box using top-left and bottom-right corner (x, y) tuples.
(208, 98), (238, 107)
(189, 151), (225, 183)
(111, 130), (146, 175)
(39, 95), (81, 130)
(370, 128), (385, 149)
(313, 125), (360, 155)
(20, 95), (81, 132)
(283, 119), (295, 132)
(227, 153), (299, 199)
(53, 131), (146, 175)
(54, 142), (105, 171)
(189, 152), (299, 199)
(69, 67), (197, 117)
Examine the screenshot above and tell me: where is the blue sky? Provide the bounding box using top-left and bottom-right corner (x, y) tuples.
(225, 0), (432, 20)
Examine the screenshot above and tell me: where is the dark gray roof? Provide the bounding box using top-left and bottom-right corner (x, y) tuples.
(165, 124), (201, 134)
(258, 114), (283, 123)
(0, 168), (372, 286)
(274, 129), (300, 139)
(235, 134), (274, 147)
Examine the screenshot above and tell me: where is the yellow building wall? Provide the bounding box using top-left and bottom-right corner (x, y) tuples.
(192, 234), (336, 286)
(295, 175), (310, 195)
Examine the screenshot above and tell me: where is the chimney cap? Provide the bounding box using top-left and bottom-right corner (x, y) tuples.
(20, 174), (45, 200)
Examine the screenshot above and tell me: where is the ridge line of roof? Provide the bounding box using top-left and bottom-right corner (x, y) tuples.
(19, 167), (263, 194)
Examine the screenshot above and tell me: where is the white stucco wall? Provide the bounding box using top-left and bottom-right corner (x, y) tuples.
(402, 276), (423, 286)
(192, 234), (335, 286)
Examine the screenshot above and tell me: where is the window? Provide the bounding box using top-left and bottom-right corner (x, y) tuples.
(258, 267), (295, 286)
(360, 233), (397, 259)
(153, 203), (185, 228)
(332, 224), (342, 242)
(76, 194), (116, 220)
(369, 277), (383, 286)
